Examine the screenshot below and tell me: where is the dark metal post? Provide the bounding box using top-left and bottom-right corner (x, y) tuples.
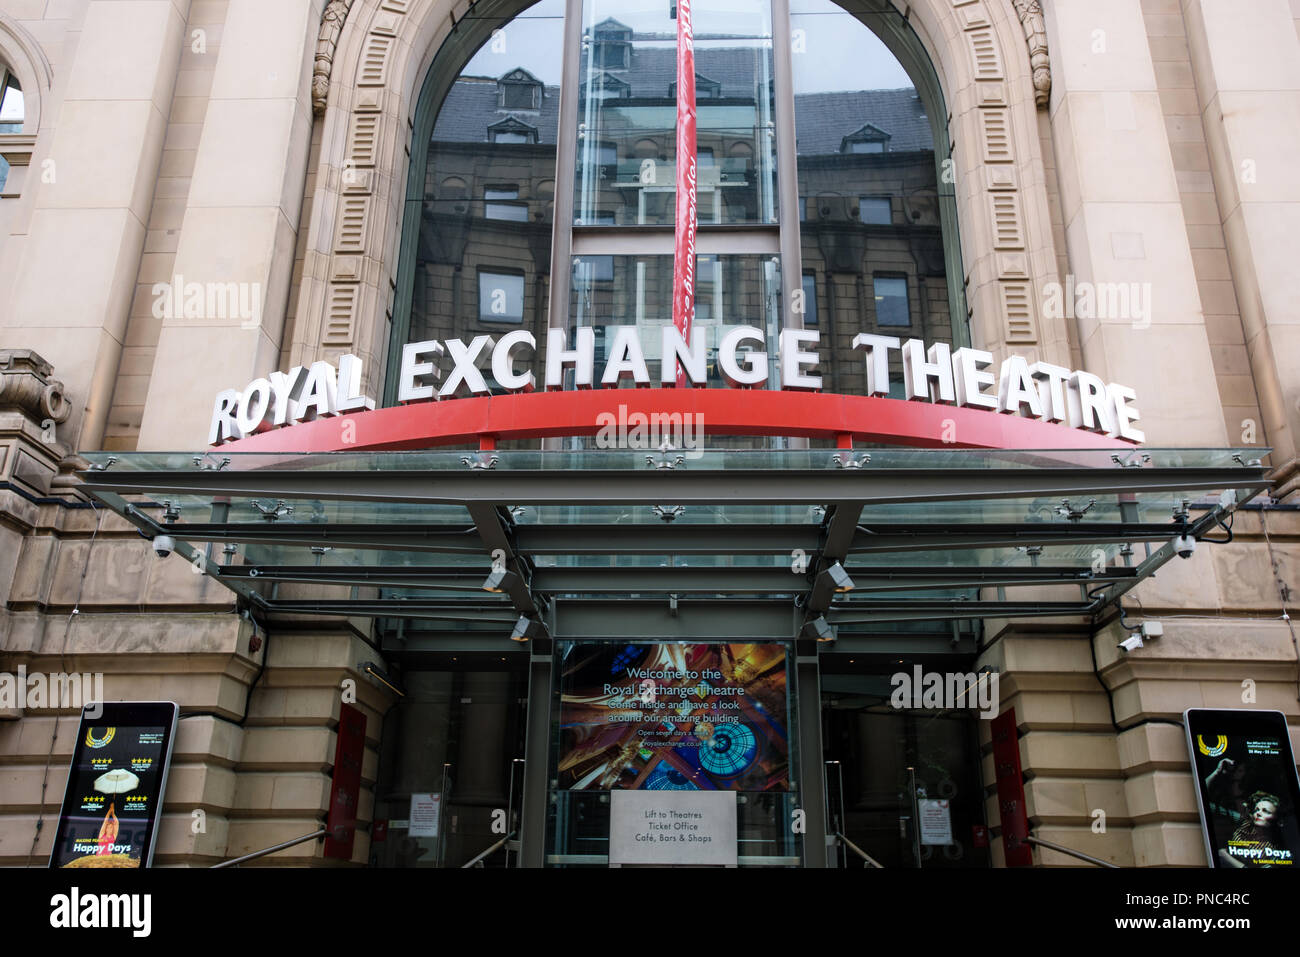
(519, 639), (554, 868)
(796, 645), (828, 867)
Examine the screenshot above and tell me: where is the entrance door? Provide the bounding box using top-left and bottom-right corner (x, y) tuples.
(371, 651), (528, 867)
(821, 658), (990, 868)
(545, 640), (801, 867)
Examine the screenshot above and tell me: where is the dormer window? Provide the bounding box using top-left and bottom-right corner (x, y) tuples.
(497, 68), (543, 111)
(580, 71), (630, 102)
(488, 115), (539, 144)
(669, 72), (721, 100)
(841, 122), (890, 154)
(591, 18), (632, 70)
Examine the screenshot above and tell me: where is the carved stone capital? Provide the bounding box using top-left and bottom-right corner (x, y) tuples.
(1012, 0), (1051, 109)
(0, 349), (72, 425)
(313, 0), (358, 116)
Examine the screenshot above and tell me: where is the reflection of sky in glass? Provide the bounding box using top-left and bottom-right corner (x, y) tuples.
(463, 0), (565, 84)
(459, 0), (914, 94)
(792, 0), (913, 93)
(0, 82), (23, 123)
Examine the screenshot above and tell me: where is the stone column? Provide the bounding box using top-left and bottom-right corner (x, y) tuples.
(1043, 0), (1226, 444)
(137, 0), (322, 450)
(1182, 0), (1300, 496)
(0, 0), (190, 451)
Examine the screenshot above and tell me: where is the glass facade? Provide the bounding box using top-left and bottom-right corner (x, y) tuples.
(389, 0), (968, 411)
(575, 0), (777, 227)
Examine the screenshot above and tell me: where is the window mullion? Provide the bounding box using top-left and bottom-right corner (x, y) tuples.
(548, 0), (586, 335)
(770, 0), (802, 332)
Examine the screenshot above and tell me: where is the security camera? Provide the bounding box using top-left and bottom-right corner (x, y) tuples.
(1173, 534), (1196, 559)
(152, 534), (175, 559)
(1118, 634), (1144, 653)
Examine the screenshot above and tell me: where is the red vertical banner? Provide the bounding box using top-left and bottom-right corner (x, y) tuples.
(671, 0), (698, 387)
(324, 703), (367, 860)
(990, 708), (1033, 867)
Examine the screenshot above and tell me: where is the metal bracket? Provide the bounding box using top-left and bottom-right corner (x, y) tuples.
(252, 500), (294, 522)
(1055, 498), (1096, 522)
(833, 453), (871, 469)
(1232, 453), (1262, 468)
(652, 505), (686, 523)
(461, 454), (499, 470)
(646, 452), (685, 470)
(1110, 452), (1150, 468)
(193, 454), (231, 471)
(87, 456), (118, 472)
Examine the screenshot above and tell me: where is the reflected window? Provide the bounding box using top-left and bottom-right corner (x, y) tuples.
(480, 270), (526, 322)
(499, 69), (543, 109)
(393, 0), (965, 416)
(801, 273), (818, 326)
(485, 186), (529, 221)
(399, 0), (561, 370)
(873, 275), (909, 327)
(793, 0), (960, 392)
(575, 0), (778, 227)
(859, 196), (891, 225)
(490, 116), (539, 144)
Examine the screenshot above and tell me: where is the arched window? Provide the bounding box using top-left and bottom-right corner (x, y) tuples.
(0, 65), (24, 192)
(388, 0), (966, 423)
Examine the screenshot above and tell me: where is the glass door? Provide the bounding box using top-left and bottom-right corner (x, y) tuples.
(821, 658), (990, 868)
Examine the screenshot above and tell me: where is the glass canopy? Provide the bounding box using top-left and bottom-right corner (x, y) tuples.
(77, 447), (1272, 643)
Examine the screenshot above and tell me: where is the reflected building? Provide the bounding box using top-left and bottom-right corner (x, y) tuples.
(410, 17), (954, 398)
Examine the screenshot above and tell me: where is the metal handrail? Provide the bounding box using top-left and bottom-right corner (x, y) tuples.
(834, 831), (884, 868)
(1024, 836), (1120, 868)
(210, 828), (328, 868)
(461, 831), (516, 869)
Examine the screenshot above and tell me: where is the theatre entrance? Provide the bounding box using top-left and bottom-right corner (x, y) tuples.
(820, 650), (990, 869)
(74, 445), (1273, 868)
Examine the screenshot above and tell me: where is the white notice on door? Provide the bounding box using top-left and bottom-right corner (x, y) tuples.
(409, 792), (441, 838)
(918, 798), (953, 846)
(609, 791), (737, 867)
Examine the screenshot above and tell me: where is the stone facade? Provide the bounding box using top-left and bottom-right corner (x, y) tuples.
(0, 0), (1296, 867)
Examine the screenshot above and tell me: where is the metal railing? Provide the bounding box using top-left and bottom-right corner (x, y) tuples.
(834, 831), (885, 868)
(461, 831), (517, 869)
(1024, 836), (1120, 868)
(210, 828), (328, 868)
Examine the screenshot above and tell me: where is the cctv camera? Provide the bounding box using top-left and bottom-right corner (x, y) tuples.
(1173, 534), (1196, 559)
(1118, 634), (1144, 652)
(152, 534), (175, 559)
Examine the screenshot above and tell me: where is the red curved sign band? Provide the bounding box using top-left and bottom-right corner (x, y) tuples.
(217, 389), (1133, 453)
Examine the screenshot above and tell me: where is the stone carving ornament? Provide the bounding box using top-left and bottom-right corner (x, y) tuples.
(1011, 0), (1051, 108)
(0, 350), (72, 424)
(313, 0), (358, 115)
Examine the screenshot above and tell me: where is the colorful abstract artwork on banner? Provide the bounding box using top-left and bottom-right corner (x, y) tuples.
(557, 642), (789, 791)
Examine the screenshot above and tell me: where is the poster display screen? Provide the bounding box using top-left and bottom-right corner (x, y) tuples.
(1185, 708), (1300, 869)
(49, 702), (179, 869)
(557, 642), (790, 791)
